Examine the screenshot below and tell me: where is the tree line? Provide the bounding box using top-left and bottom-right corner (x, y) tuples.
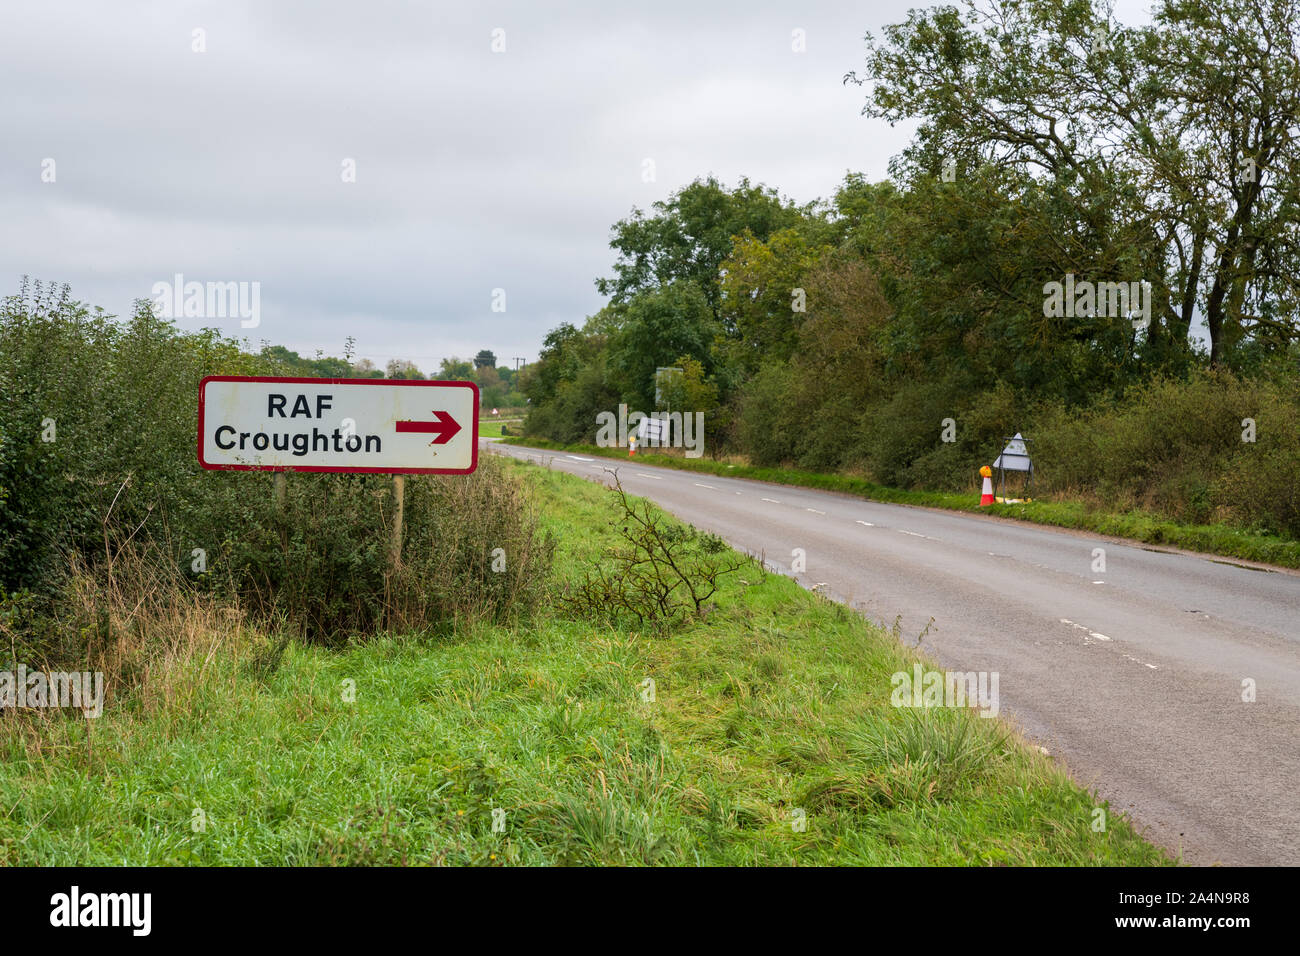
(519, 0), (1300, 537)
(262, 344), (527, 408)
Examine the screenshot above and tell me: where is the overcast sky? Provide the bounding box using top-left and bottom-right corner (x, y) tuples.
(0, 0), (1153, 373)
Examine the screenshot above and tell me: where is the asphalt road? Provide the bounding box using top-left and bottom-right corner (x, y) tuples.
(487, 439), (1300, 865)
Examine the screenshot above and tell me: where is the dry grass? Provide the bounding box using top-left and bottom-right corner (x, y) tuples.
(1, 543), (259, 745)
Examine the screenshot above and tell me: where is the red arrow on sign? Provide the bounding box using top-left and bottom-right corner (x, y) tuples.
(395, 410), (462, 445)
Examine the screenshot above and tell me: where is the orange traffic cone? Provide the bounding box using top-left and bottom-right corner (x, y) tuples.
(629, 436), (637, 457)
(979, 465), (994, 506)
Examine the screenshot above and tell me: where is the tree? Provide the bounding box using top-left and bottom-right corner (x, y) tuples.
(850, 0), (1300, 367)
(719, 227), (832, 374)
(596, 177), (809, 324)
(475, 364), (502, 392)
(386, 358), (426, 379)
(662, 354), (719, 413)
(437, 357), (474, 380)
(474, 349), (497, 369)
(607, 281), (718, 411)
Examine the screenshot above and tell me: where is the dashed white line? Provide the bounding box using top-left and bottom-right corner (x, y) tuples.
(635, 473), (662, 480)
(761, 497), (781, 504)
(693, 482), (717, 490)
(1124, 654), (1159, 670)
(856, 520), (875, 527)
(1063, 618), (1154, 664)
(897, 530), (925, 538)
(806, 508), (825, 515)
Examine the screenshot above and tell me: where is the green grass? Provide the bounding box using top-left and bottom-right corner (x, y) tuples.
(499, 436), (1300, 570)
(0, 461), (1170, 866)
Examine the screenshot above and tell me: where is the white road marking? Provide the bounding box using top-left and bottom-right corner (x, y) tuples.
(1064, 618), (1139, 657)
(567, 455), (595, 462)
(898, 530), (925, 538)
(761, 497), (781, 504)
(635, 473), (662, 479)
(806, 508), (825, 515)
(857, 520), (875, 527)
(693, 482), (717, 490)
(1092, 580), (1105, 585)
(1123, 653), (1159, 670)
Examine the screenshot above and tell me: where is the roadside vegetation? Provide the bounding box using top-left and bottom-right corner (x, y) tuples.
(0, 457), (1170, 865)
(514, 0), (1300, 552)
(500, 437), (1300, 570)
(0, 281), (551, 655)
(0, 281), (1169, 865)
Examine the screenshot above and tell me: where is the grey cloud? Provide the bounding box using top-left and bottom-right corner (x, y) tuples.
(1, 0), (916, 368)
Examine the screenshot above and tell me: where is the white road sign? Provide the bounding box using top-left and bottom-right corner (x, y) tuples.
(993, 432), (1032, 472)
(198, 376), (479, 474)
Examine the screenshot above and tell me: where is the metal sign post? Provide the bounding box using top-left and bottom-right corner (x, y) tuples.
(992, 433), (1034, 502)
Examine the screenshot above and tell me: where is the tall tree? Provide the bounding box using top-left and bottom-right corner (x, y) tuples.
(596, 177), (808, 325)
(719, 228), (832, 374)
(607, 281), (718, 410)
(851, 0), (1300, 367)
(437, 357), (473, 380)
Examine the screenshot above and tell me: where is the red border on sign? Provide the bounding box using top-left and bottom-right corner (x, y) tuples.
(197, 375), (480, 475)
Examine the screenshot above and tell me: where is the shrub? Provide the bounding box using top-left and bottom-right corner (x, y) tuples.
(0, 280), (553, 655)
(560, 476), (745, 632)
(1032, 368), (1300, 536)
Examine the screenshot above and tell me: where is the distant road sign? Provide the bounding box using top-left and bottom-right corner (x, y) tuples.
(993, 432), (1033, 472)
(198, 376), (478, 474)
(637, 416), (667, 444)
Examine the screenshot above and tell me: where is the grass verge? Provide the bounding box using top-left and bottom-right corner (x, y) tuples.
(479, 420), (521, 438)
(0, 460), (1170, 865)
(499, 437), (1300, 570)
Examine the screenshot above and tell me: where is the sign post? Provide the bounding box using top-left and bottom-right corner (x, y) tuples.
(198, 376), (479, 474)
(199, 375), (479, 571)
(273, 471), (287, 553)
(390, 475), (405, 568)
(992, 433), (1034, 502)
